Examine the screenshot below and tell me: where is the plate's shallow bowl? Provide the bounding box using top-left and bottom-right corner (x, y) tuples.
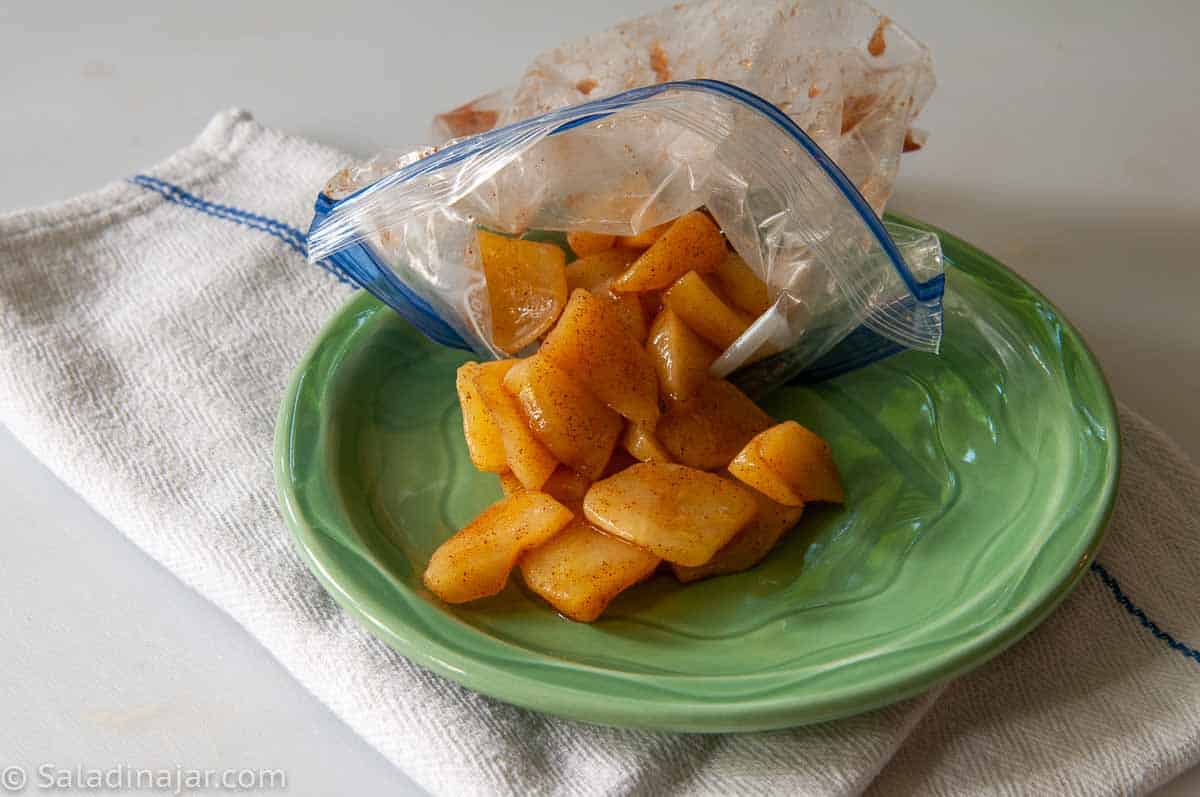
(275, 218), (1119, 732)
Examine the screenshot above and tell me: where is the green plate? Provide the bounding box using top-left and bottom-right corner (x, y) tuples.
(275, 217), (1119, 732)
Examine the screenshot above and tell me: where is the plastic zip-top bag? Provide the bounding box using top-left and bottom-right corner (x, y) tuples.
(307, 79), (943, 387)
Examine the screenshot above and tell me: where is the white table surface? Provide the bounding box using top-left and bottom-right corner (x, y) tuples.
(2, 1), (1197, 795)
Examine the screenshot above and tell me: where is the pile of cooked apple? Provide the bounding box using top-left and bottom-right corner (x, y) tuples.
(424, 210), (844, 622)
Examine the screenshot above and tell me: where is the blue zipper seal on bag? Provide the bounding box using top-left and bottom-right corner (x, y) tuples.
(310, 193), (466, 347)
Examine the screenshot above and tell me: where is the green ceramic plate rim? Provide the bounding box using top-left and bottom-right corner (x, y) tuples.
(274, 215), (1121, 731)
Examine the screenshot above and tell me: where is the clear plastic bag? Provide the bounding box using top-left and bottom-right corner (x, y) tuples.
(307, 79), (943, 382)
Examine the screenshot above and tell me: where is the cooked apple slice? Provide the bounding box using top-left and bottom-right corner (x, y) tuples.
(583, 463), (757, 566)
(456, 363), (507, 472)
(656, 378), (773, 470)
(726, 437), (798, 505)
(599, 287), (648, 344)
(711, 253), (771, 317)
(646, 307), (720, 401)
(566, 231), (617, 258)
(477, 230), (567, 353)
(673, 488), (803, 582)
(720, 436), (796, 504)
(663, 271), (754, 350)
(473, 360), (558, 490)
(539, 289), (660, 426)
(730, 421), (845, 505)
(615, 221), (671, 249)
(622, 423), (674, 463)
(502, 354), (622, 480)
(612, 211), (726, 293)
(755, 421), (843, 503)
(423, 491), (575, 604)
(520, 520), (660, 622)
(565, 249), (640, 294)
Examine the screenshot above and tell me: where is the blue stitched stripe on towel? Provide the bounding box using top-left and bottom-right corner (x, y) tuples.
(129, 175), (353, 286)
(1091, 562), (1199, 665)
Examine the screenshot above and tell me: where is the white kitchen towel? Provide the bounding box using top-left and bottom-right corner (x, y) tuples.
(0, 110), (1196, 797)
